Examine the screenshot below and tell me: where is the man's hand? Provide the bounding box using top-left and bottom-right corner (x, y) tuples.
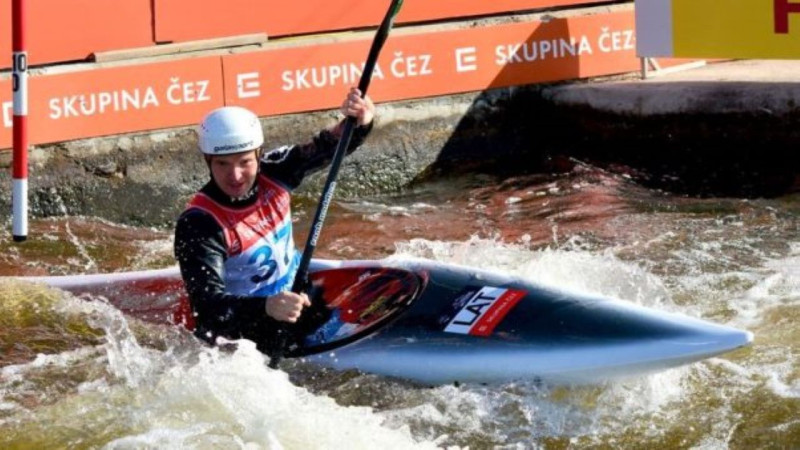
(341, 87), (375, 127)
(265, 291), (311, 323)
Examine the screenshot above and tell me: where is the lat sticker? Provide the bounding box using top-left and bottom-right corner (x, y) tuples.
(443, 286), (526, 336)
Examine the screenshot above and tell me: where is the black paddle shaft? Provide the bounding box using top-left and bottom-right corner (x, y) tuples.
(269, 0), (404, 369)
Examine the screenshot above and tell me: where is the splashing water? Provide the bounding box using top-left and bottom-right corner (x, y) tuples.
(393, 236), (673, 309)
(0, 282), (438, 449)
(1, 170), (797, 448)
(52, 192), (99, 273)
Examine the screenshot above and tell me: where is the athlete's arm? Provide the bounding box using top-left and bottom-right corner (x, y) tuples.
(260, 88), (375, 189)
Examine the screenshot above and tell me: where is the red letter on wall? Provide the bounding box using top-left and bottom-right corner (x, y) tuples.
(775, 0), (800, 33)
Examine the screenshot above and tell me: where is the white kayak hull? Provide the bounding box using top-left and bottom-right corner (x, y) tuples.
(18, 258), (753, 385)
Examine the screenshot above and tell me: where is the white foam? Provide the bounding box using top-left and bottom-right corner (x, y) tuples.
(380, 366), (689, 445)
(1, 285), (436, 448)
(393, 236), (672, 308)
(106, 342), (436, 449)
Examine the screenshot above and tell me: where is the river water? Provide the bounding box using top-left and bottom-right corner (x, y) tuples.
(0, 163), (797, 449)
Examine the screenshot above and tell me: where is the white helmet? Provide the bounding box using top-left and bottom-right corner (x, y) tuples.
(198, 106), (264, 155)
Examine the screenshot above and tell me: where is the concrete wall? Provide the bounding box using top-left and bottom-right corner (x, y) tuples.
(1, 67), (797, 228)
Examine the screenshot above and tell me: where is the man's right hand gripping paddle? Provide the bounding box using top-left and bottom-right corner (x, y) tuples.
(268, 0), (404, 369)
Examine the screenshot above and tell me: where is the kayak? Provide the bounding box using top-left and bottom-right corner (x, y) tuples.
(22, 257), (753, 385)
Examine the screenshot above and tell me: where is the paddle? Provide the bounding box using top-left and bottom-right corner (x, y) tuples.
(269, 0), (404, 369)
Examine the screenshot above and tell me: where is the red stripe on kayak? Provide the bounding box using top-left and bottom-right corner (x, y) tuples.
(471, 289), (525, 336)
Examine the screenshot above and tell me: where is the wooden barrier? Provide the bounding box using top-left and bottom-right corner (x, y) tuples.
(91, 34), (269, 63)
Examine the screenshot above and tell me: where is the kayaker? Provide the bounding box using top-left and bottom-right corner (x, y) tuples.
(174, 87), (375, 353)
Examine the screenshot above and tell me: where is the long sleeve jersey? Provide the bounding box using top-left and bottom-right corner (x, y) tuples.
(173, 122), (371, 348)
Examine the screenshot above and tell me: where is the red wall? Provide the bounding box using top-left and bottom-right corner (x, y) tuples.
(0, 0), (153, 67)
(153, 0), (608, 43)
(1, 0), (612, 68)
(0, 8), (682, 150)
(0, 2), (682, 150)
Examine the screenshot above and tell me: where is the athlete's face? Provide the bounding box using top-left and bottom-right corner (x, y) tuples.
(209, 150), (259, 198)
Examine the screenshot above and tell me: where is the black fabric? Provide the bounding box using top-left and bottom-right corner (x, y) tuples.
(174, 122), (372, 352)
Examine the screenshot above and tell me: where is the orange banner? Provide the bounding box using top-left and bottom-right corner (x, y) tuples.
(0, 0), (610, 69)
(0, 57), (225, 148)
(154, 0), (607, 43)
(1, 10), (645, 150)
(222, 11), (639, 115)
(0, 0), (153, 69)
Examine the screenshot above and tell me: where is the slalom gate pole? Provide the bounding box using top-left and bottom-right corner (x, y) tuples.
(12, 0), (29, 242)
(269, 0), (404, 369)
